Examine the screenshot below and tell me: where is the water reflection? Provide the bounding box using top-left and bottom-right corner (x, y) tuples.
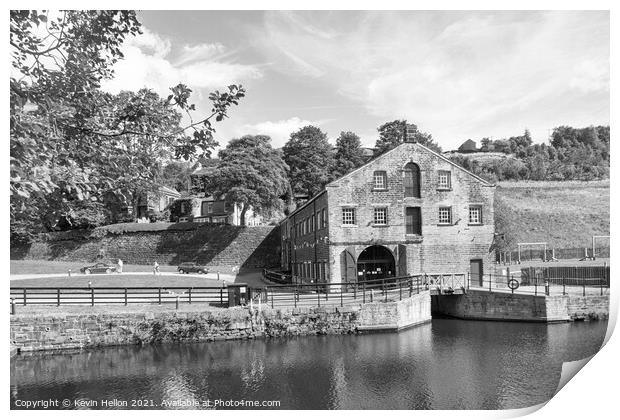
(11, 319), (607, 410)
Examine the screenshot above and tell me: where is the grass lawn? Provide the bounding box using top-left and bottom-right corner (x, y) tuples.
(10, 259), (180, 275)
(10, 260), (268, 288)
(10, 274), (227, 288)
(495, 180), (609, 249)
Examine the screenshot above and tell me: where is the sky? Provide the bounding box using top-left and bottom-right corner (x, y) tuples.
(100, 10), (610, 151)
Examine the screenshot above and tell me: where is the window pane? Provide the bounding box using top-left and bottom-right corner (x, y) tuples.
(373, 171), (386, 189)
(342, 208), (356, 225)
(373, 208), (387, 225)
(469, 206), (482, 224)
(439, 171), (452, 189)
(439, 207), (452, 224)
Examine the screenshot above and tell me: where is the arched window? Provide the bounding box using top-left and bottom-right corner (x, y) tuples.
(403, 162), (421, 198)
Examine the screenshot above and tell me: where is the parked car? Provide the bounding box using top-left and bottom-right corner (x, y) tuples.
(80, 262), (117, 275)
(177, 262), (209, 274)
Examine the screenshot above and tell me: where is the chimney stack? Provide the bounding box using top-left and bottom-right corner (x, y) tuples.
(403, 124), (417, 143)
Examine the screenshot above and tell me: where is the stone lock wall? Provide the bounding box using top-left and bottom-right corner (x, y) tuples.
(566, 295), (610, 320)
(432, 290), (610, 322)
(10, 293), (432, 353)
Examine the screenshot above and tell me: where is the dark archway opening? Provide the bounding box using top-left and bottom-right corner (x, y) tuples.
(357, 245), (395, 281)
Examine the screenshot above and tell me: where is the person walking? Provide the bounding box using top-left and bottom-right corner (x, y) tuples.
(117, 258), (123, 273)
(153, 261), (160, 275)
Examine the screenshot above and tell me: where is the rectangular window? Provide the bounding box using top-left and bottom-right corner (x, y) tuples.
(373, 171), (387, 189)
(342, 208), (356, 226)
(373, 207), (388, 225)
(469, 205), (483, 224)
(438, 207), (452, 225)
(438, 170), (452, 189)
(312, 214), (315, 232)
(405, 207), (422, 235)
(322, 209), (327, 228)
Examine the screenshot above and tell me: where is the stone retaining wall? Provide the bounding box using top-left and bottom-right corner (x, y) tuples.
(11, 292), (431, 353)
(433, 290), (609, 322)
(566, 295), (609, 320)
(11, 225), (280, 269)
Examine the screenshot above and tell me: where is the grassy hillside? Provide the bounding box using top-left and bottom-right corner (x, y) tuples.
(495, 180), (610, 250)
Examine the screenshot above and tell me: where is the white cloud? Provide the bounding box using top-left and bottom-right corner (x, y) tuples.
(257, 11), (609, 148)
(175, 43), (227, 66)
(101, 27), (262, 97)
(237, 117), (318, 148)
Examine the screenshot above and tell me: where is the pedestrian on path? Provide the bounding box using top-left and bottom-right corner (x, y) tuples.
(117, 258), (123, 273)
(153, 261), (160, 275)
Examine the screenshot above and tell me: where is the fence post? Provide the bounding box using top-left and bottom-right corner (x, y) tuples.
(601, 278), (603, 296)
(583, 283), (586, 297)
(489, 273), (492, 292)
(294, 287), (297, 308)
(57, 289), (61, 307)
(271, 288), (274, 309)
(188, 287), (192, 304)
(220, 287), (223, 306)
(11, 298), (15, 315)
(316, 284), (320, 307)
(23, 289), (27, 306)
(340, 286), (343, 307)
(91, 288), (94, 306)
(158, 288), (162, 305)
(563, 277), (566, 296)
(124, 288), (128, 306)
(385, 282), (388, 303)
(363, 283), (366, 304)
(353, 283), (357, 301)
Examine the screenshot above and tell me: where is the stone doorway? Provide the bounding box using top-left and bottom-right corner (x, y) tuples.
(357, 245), (396, 281)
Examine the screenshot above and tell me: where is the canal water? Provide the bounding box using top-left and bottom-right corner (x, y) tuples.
(11, 319), (608, 410)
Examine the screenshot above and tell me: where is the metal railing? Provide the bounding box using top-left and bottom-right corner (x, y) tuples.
(467, 272), (609, 297)
(497, 246), (610, 264)
(252, 273), (467, 309)
(262, 268), (292, 284)
(10, 286), (229, 307)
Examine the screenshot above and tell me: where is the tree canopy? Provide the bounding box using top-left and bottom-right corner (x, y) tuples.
(449, 126), (609, 182)
(202, 135), (291, 225)
(282, 125), (335, 197)
(333, 131), (366, 178)
(375, 120), (442, 155)
(10, 10), (245, 241)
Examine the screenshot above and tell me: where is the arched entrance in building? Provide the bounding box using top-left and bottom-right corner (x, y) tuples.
(357, 245), (396, 281)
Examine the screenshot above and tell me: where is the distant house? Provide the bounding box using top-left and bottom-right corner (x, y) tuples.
(135, 186), (181, 220)
(170, 194), (262, 226)
(457, 139), (478, 153)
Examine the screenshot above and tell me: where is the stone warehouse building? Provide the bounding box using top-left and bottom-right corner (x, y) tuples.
(279, 126), (496, 285)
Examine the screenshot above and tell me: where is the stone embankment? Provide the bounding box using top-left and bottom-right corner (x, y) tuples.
(11, 292), (432, 353)
(432, 290), (609, 322)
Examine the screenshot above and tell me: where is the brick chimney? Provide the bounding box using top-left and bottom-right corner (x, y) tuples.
(403, 124), (418, 143)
